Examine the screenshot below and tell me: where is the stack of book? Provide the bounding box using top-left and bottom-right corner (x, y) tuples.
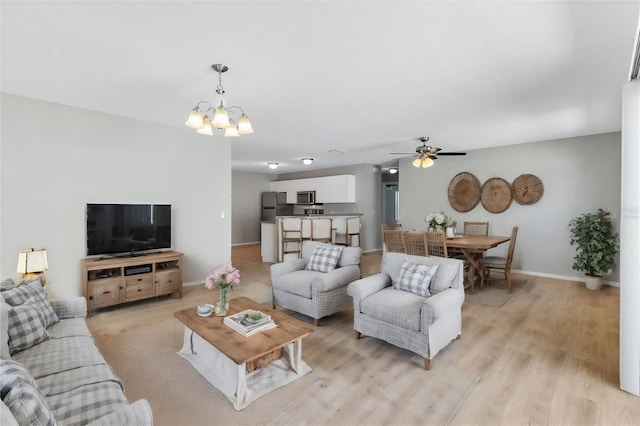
(223, 309), (277, 337)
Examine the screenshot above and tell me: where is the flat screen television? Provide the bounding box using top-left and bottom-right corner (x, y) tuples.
(86, 204), (171, 256)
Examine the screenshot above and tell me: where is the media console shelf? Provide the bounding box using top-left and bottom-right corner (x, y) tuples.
(81, 250), (183, 315)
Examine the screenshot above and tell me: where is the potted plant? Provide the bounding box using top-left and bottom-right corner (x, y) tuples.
(568, 208), (619, 290)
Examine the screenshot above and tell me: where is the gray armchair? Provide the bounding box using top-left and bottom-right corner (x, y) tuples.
(270, 241), (361, 326)
(347, 252), (464, 369)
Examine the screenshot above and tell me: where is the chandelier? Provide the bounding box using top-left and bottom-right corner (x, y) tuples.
(185, 64), (254, 137)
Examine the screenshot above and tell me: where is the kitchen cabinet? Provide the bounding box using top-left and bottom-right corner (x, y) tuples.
(269, 175), (355, 203)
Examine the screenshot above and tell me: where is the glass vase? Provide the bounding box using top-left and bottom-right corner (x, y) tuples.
(215, 287), (230, 316)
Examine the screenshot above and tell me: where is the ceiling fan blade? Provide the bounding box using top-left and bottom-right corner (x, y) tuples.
(390, 152), (418, 155)
(436, 152), (467, 156)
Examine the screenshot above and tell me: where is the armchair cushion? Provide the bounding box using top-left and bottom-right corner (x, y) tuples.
(395, 261), (438, 297)
(306, 245), (343, 273)
(429, 261), (461, 294)
(272, 270), (326, 298)
(360, 288), (424, 331)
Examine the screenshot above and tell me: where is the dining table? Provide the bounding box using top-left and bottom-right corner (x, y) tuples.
(445, 234), (511, 290)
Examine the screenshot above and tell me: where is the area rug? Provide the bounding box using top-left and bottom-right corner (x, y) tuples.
(464, 278), (527, 308)
(93, 309), (479, 426)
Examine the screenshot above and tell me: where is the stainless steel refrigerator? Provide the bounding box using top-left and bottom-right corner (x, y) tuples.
(261, 192), (292, 221)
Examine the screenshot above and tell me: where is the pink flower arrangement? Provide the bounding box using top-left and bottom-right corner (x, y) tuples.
(205, 263), (240, 291)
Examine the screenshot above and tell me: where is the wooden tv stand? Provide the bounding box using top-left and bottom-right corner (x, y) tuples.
(81, 250), (183, 315)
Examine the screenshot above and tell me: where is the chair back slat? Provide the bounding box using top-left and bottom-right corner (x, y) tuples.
(383, 230), (405, 253)
(402, 232), (429, 256)
(506, 226), (519, 266)
(426, 231), (448, 258)
(463, 221), (489, 236)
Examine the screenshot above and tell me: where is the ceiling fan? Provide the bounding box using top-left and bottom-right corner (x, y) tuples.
(390, 137), (466, 168)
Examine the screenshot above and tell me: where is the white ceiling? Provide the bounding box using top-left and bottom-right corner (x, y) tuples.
(2, 1), (638, 174)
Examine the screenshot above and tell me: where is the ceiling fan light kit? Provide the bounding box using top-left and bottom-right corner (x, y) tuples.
(392, 136), (466, 169)
(185, 64), (254, 137)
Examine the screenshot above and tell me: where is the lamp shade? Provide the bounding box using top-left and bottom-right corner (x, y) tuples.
(212, 107), (230, 128)
(421, 157), (434, 168)
(196, 116), (214, 135)
(17, 249), (48, 273)
(185, 108), (204, 129)
(224, 124), (240, 137)
(237, 115), (254, 135)
(412, 157), (422, 167)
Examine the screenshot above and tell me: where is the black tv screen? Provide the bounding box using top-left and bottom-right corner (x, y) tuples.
(86, 204), (171, 256)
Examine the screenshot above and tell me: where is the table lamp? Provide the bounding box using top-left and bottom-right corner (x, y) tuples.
(17, 248), (48, 285)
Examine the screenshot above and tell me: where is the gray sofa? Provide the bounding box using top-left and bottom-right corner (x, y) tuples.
(1, 278), (153, 426)
(270, 241), (362, 325)
(347, 252), (464, 369)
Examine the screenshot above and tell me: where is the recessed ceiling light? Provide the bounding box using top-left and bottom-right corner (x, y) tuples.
(389, 167), (398, 174)
(302, 158), (314, 165)
(268, 162), (279, 169)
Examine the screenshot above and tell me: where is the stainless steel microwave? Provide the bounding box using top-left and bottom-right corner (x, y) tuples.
(296, 190), (316, 205)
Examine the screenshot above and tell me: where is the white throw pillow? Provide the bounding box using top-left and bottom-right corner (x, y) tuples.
(394, 261), (439, 297)
(306, 246), (343, 273)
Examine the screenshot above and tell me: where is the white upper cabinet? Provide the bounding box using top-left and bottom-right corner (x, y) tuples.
(270, 175), (356, 203)
(314, 175), (355, 203)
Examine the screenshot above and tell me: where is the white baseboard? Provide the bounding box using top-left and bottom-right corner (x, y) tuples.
(513, 269), (619, 287)
(232, 241), (260, 247)
(184, 280), (204, 287)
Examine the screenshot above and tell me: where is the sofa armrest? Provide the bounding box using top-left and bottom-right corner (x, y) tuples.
(270, 259), (308, 280)
(421, 287), (464, 327)
(50, 297), (87, 319)
(311, 265), (361, 293)
(87, 399), (153, 426)
(347, 273), (391, 304)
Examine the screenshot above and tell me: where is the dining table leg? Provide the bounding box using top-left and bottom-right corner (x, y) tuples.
(457, 248), (484, 290)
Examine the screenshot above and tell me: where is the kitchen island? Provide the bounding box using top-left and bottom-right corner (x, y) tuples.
(261, 214), (363, 263)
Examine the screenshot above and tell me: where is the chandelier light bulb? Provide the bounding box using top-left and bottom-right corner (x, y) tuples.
(224, 123), (240, 137)
(421, 157), (434, 168)
(268, 162), (279, 169)
(195, 116), (213, 135)
(185, 108), (204, 129)
(212, 105), (231, 128)
(237, 114), (254, 135)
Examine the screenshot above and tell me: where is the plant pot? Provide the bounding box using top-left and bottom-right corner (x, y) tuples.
(584, 275), (603, 291)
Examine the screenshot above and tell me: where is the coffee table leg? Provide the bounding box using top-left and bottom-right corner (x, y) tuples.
(178, 328), (194, 355)
(285, 339), (305, 374)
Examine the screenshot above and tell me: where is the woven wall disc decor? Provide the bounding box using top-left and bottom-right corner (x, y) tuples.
(448, 172), (481, 212)
(480, 177), (512, 213)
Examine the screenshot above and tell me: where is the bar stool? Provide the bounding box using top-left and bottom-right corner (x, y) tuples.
(310, 218), (333, 243)
(346, 217), (361, 247)
(280, 217), (302, 261)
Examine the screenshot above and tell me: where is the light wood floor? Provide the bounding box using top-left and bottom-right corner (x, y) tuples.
(87, 244), (640, 425)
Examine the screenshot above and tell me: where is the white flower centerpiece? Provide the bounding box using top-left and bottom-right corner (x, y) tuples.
(425, 212), (457, 236)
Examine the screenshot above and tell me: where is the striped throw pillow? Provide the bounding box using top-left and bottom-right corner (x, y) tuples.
(394, 261), (439, 297)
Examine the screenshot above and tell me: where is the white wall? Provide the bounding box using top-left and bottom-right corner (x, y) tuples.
(232, 171), (272, 244)
(0, 94), (232, 298)
(620, 80), (640, 396)
(399, 132), (621, 282)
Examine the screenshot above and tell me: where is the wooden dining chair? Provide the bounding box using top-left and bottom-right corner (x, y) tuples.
(346, 217), (361, 247)
(426, 231), (448, 258)
(383, 230), (405, 253)
(402, 232), (428, 256)
(310, 218), (333, 243)
(280, 217), (303, 260)
(479, 226), (519, 292)
(463, 221), (489, 236)
(381, 223), (402, 232)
